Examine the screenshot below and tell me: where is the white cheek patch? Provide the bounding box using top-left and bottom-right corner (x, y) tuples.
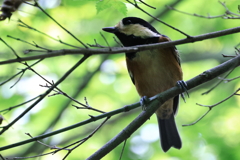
(116, 21), (160, 38)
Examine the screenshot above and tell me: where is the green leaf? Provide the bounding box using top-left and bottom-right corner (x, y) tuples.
(113, 0), (127, 16)
(96, 0), (127, 15)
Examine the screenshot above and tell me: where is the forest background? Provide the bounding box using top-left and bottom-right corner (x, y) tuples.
(0, 0), (240, 160)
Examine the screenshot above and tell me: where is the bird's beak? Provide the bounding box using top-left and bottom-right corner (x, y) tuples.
(102, 27), (118, 33)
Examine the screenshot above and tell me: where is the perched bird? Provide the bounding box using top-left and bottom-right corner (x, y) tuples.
(102, 17), (183, 152)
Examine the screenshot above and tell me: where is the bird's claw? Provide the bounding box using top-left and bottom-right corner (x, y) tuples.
(177, 80), (189, 103)
(140, 96), (149, 110)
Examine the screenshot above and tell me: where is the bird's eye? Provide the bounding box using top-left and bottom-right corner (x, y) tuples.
(124, 19), (132, 25)
(127, 20), (131, 24)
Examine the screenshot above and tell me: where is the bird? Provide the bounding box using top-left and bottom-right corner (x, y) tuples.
(102, 17), (183, 152)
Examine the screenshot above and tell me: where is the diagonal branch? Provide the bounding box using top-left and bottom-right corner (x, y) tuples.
(201, 67), (235, 95)
(0, 38), (20, 59)
(18, 20), (80, 49)
(0, 59), (43, 87)
(148, 0), (182, 24)
(126, 0), (191, 37)
(0, 55), (90, 135)
(0, 95), (41, 114)
(7, 35), (52, 52)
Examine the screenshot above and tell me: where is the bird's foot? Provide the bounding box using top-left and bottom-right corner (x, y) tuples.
(177, 80), (189, 103)
(140, 96), (150, 110)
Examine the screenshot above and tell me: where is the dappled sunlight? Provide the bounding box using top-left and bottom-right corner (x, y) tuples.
(130, 135), (152, 159)
(113, 77), (132, 94)
(38, 0), (61, 9)
(140, 123), (159, 143)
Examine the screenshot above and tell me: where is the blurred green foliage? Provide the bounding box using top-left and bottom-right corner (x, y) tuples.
(0, 0), (240, 160)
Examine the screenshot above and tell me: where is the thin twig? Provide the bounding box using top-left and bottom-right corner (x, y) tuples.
(182, 108), (211, 127)
(23, 0), (88, 48)
(0, 55), (90, 135)
(148, 0), (182, 24)
(25, 133), (70, 150)
(0, 37), (20, 59)
(87, 39), (107, 48)
(12, 151), (55, 159)
(73, 104), (105, 114)
(166, 5), (225, 19)
(183, 88), (240, 126)
(39, 81), (105, 114)
(139, 0), (156, 9)
(222, 54), (238, 58)
(10, 70), (24, 88)
(126, 0), (192, 38)
(18, 20), (80, 48)
(19, 117), (111, 160)
(0, 59), (43, 87)
(202, 67), (235, 95)
(219, 1), (240, 19)
(113, 37), (123, 47)
(0, 154), (5, 160)
(235, 43), (240, 53)
(166, 1), (240, 19)
(0, 95), (41, 114)
(118, 139), (127, 160)
(84, 97), (90, 107)
(218, 75), (240, 83)
(0, 115), (4, 125)
(25, 61), (105, 113)
(100, 32), (111, 51)
(24, 49), (47, 54)
(61, 117), (110, 160)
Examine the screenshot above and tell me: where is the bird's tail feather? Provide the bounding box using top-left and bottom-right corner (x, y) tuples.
(157, 114), (182, 152)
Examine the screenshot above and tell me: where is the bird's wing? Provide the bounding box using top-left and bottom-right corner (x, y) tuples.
(160, 35), (181, 66)
(127, 66), (135, 84)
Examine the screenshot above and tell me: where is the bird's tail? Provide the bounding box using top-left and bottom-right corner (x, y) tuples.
(157, 114), (182, 152)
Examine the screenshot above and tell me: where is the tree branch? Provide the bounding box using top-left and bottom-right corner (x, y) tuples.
(0, 26), (239, 65)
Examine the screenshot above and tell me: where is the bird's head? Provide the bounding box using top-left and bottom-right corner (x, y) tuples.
(102, 17), (160, 46)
